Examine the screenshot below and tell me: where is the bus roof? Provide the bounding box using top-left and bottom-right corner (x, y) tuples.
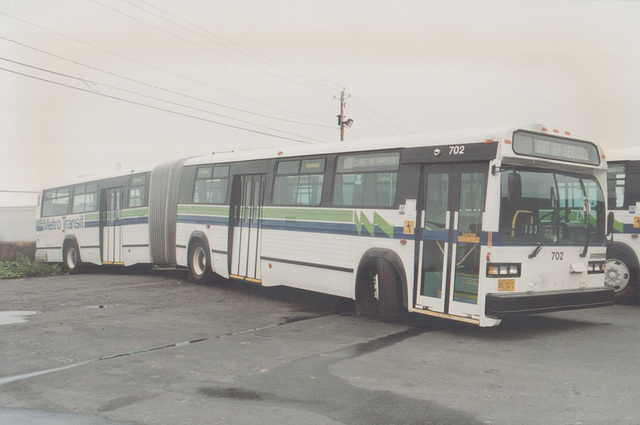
(605, 146), (640, 162)
(183, 124), (549, 167)
(39, 123), (602, 191)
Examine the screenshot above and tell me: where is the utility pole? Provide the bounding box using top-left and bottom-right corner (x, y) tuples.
(337, 87), (353, 141)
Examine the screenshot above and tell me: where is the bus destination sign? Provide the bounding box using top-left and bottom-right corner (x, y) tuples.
(512, 131), (600, 166)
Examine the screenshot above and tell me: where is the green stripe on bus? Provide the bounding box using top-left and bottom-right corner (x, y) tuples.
(176, 204), (395, 237)
(121, 208), (149, 218)
(262, 207), (353, 222)
(614, 218), (624, 233)
(353, 211), (394, 238)
(178, 205), (229, 216)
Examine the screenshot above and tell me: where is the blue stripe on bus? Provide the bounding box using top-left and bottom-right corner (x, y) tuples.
(421, 229), (449, 241)
(37, 213), (496, 246)
(177, 215), (229, 226)
(176, 215), (500, 244)
(619, 223), (640, 234)
(122, 217), (149, 226)
(261, 218), (416, 240)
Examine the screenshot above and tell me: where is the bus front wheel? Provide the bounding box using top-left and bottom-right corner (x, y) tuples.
(377, 258), (403, 322)
(188, 240), (212, 283)
(605, 250), (638, 304)
(63, 242), (81, 274)
(355, 258), (404, 323)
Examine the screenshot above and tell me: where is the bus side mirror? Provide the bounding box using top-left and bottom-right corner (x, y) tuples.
(607, 211), (615, 241)
(508, 172), (522, 205)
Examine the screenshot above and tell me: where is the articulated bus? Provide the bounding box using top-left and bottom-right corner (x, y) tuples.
(35, 124), (614, 327)
(605, 148), (640, 303)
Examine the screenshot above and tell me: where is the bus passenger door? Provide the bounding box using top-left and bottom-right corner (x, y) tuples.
(101, 187), (124, 265)
(229, 174), (265, 283)
(415, 163), (487, 318)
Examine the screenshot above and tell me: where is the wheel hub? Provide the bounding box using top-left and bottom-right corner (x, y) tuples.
(605, 259), (630, 292)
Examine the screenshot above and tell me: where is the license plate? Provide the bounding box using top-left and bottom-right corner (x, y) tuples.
(498, 279), (515, 291)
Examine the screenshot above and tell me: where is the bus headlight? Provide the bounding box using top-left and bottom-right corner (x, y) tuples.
(587, 261), (605, 274)
(487, 263), (521, 278)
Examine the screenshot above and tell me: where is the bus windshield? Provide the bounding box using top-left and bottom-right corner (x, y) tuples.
(499, 168), (605, 245)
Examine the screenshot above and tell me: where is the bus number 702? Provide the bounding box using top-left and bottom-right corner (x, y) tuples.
(449, 145), (465, 155)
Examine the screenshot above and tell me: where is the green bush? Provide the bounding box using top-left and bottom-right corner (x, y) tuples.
(0, 253), (62, 279)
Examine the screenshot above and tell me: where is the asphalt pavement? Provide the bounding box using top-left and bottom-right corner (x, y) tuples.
(1, 269), (639, 424)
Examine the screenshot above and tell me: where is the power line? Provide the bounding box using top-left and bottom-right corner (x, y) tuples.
(0, 34), (334, 129)
(130, 0), (342, 93)
(347, 103), (397, 137)
(0, 57), (328, 142)
(88, 0), (336, 97)
(350, 92), (410, 134)
(123, 1), (399, 136)
(0, 66), (321, 145)
(1, 7), (405, 140)
(0, 11), (334, 125)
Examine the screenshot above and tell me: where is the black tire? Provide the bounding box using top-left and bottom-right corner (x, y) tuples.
(605, 249), (638, 304)
(355, 258), (404, 322)
(63, 242), (82, 274)
(355, 263), (378, 317)
(377, 258), (403, 323)
(188, 240), (212, 282)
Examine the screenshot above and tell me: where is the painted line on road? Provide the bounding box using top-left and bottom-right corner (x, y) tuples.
(0, 319), (302, 387)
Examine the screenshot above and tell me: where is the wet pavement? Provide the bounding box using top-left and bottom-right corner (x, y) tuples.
(2, 270), (640, 424)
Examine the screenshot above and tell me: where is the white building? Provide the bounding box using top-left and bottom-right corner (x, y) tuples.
(0, 206), (36, 242)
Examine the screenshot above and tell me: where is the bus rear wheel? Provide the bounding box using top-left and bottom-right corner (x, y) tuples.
(605, 250), (637, 304)
(188, 240), (212, 283)
(63, 242), (81, 274)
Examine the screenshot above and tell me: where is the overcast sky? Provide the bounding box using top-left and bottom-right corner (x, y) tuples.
(1, 0), (639, 206)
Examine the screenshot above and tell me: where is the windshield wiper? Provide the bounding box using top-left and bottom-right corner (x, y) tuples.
(579, 179), (591, 258)
(529, 242), (543, 259)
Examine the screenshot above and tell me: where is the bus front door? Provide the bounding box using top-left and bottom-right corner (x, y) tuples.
(415, 163), (487, 319)
(229, 174), (265, 283)
(101, 187), (124, 265)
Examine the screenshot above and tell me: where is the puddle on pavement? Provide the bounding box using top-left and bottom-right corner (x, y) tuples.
(0, 311), (37, 326)
(199, 387), (264, 401)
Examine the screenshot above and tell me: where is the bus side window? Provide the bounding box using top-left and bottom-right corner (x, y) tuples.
(272, 158), (325, 206)
(129, 174), (148, 208)
(192, 165), (229, 204)
(333, 152), (399, 207)
(42, 187), (71, 217)
(72, 183), (98, 213)
(607, 163), (626, 209)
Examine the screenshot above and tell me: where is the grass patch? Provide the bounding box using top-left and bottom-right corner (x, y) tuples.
(0, 253), (62, 279)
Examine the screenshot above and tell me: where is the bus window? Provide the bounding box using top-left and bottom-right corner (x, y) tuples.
(272, 158), (325, 206)
(128, 175), (148, 208)
(42, 187), (70, 217)
(333, 152), (399, 207)
(499, 170), (605, 245)
(607, 163), (626, 209)
(72, 183), (98, 213)
(193, 165), (229, 204)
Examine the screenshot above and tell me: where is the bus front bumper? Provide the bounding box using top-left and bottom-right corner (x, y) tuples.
(485, 287), (614, 318)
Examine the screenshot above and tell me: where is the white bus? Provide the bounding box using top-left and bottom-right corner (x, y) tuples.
(35, 124), (614, 326)
(605, 147), (640, 303)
